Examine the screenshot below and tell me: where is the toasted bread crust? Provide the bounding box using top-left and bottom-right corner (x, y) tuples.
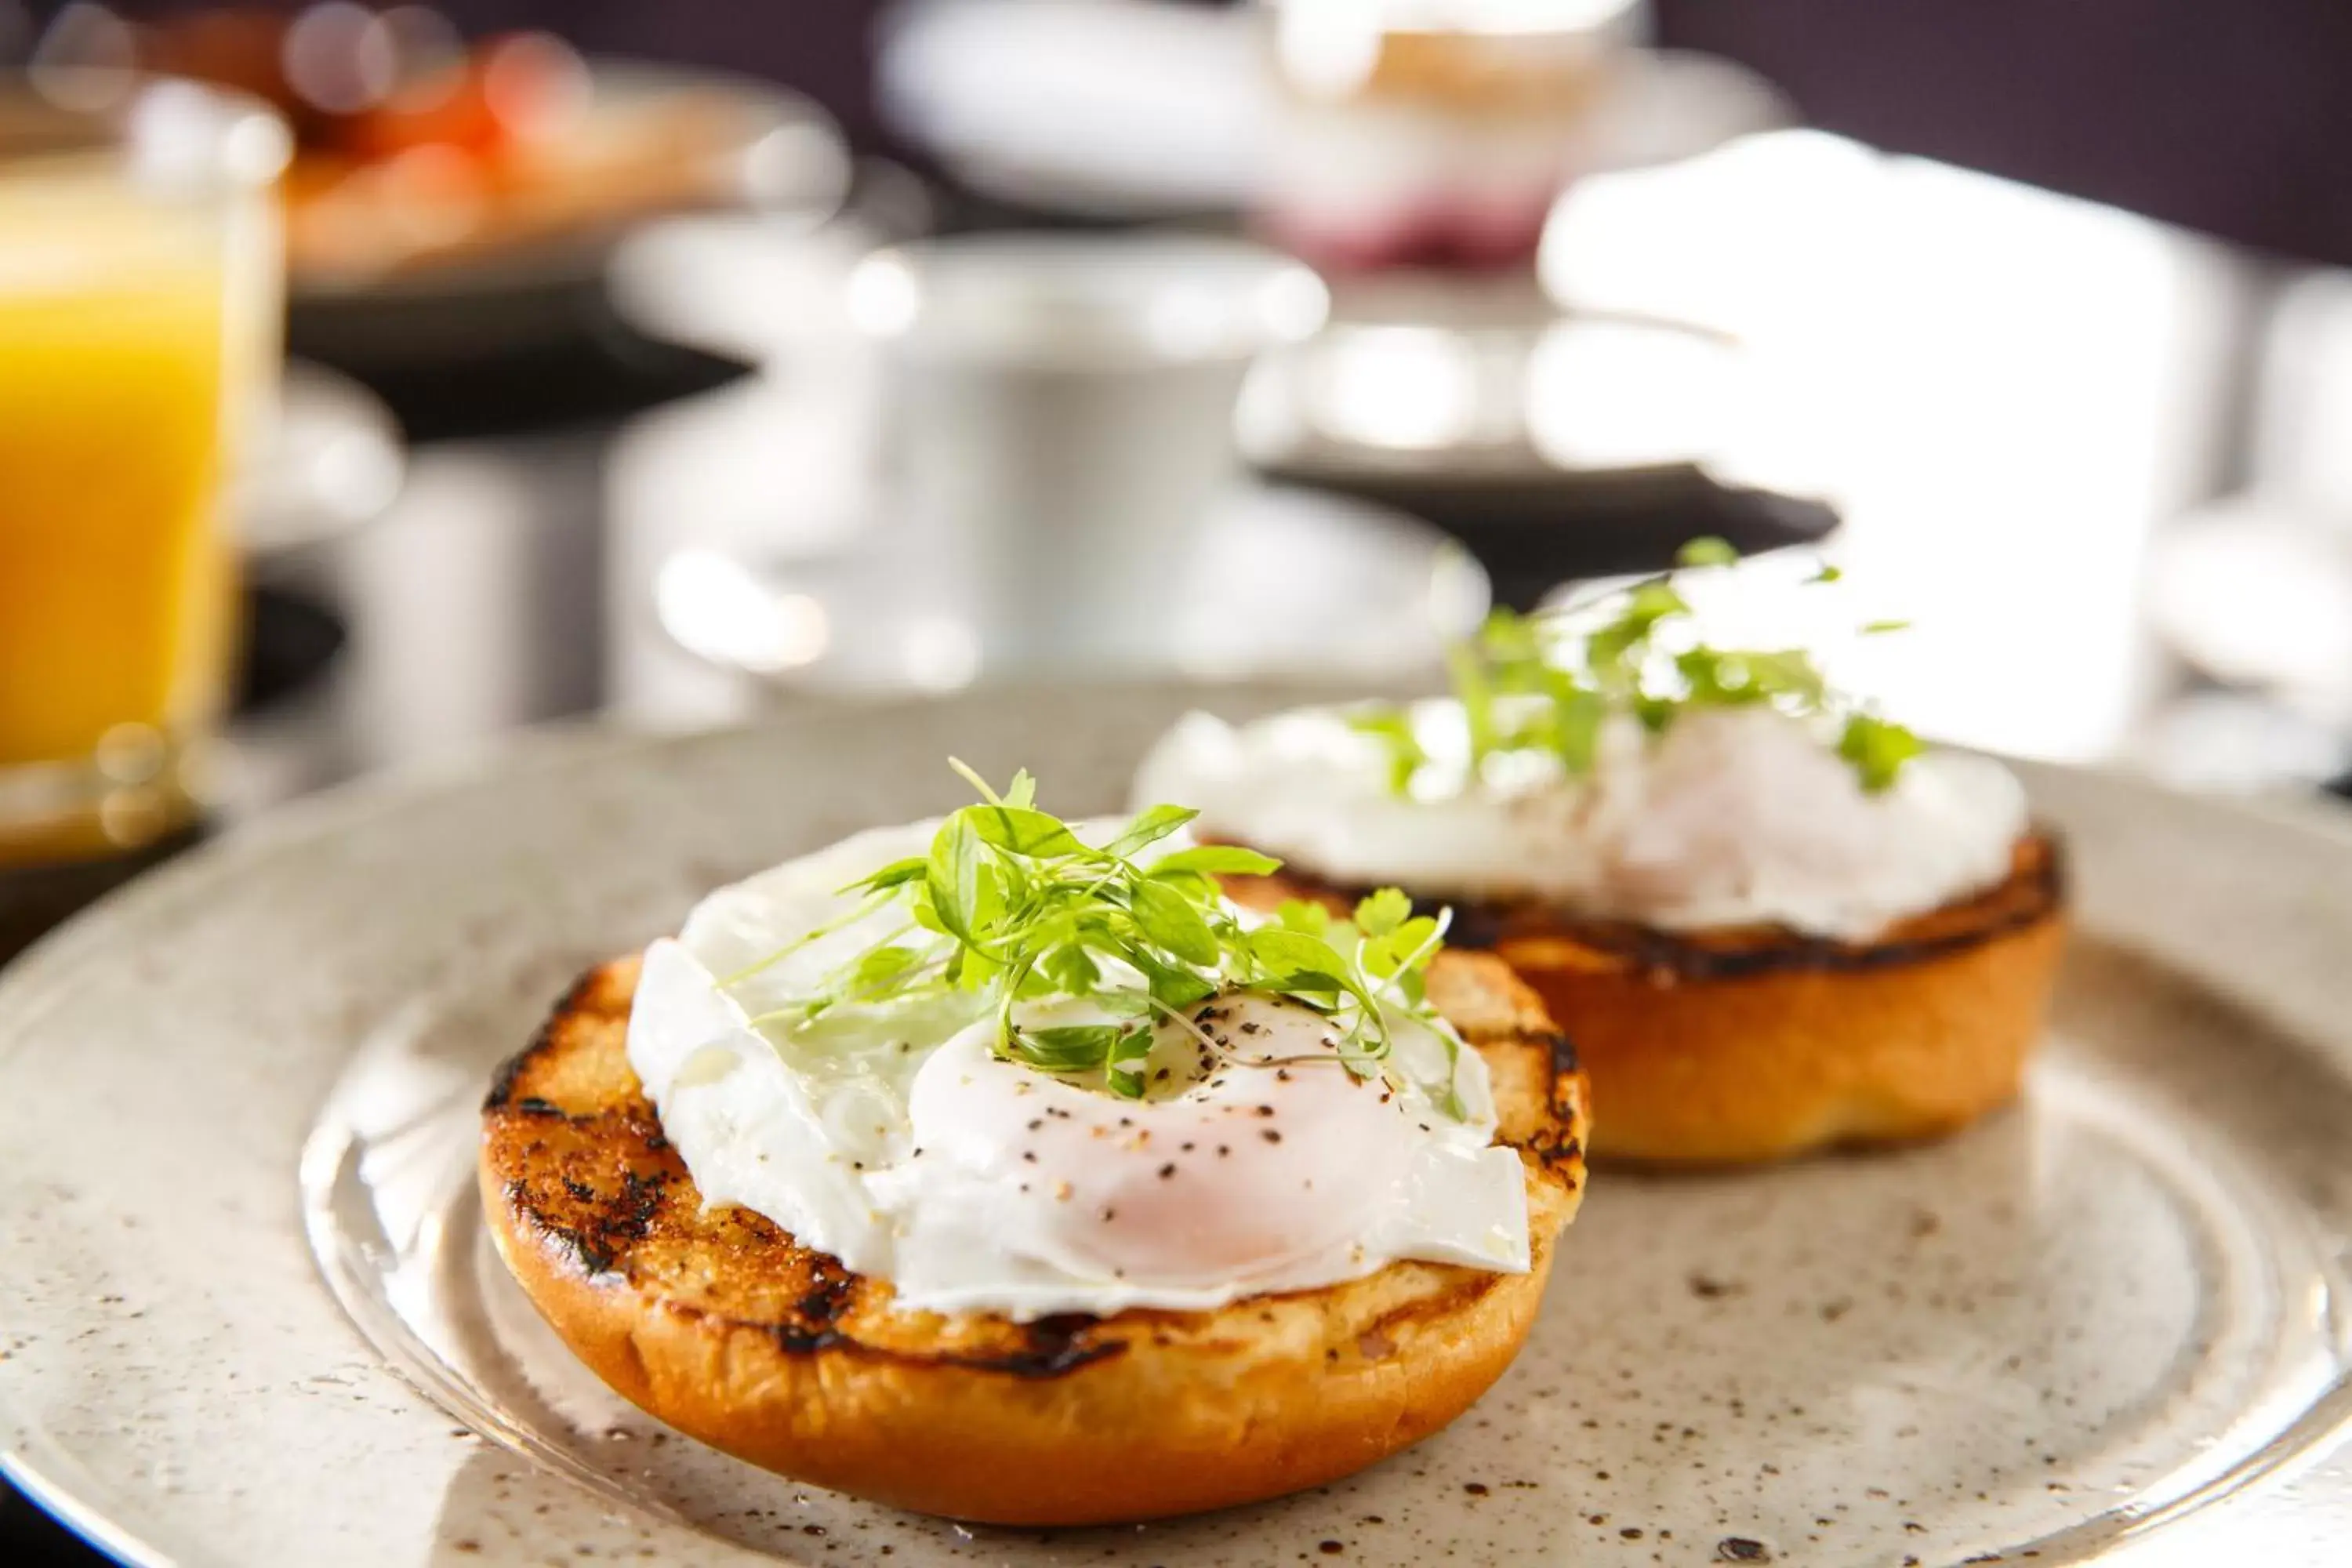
(481, 952), (1589, 1525)
(1225, 834), (2067, 1165)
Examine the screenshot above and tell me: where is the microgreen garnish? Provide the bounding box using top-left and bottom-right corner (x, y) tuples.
(1359, 537), (1923, 794)
(1675, 535), (1740, 569)
(729, 764), (1466, 1116)
(1835, 713), (1925, 793)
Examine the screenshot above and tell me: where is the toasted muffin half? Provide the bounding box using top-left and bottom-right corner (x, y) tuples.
(481, 950), (1589, 1526)
(1223, 833), (2065, 1166)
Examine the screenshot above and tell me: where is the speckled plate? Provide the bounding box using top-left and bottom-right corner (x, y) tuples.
(5, 686), (2352, 1568)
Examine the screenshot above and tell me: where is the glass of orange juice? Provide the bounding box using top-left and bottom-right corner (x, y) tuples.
(0, 77), (288, 867)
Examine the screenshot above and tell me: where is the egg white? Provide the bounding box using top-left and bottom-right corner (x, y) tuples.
(1134, 702), (2027, 941)
(626, 820), (1532, 1321)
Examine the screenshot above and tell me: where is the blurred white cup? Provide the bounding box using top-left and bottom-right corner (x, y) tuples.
(847, 231), (1328, 670)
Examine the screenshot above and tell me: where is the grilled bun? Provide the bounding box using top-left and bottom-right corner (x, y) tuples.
(481, 951), (1589, 1525)
(1225, 833), (2065, 1165)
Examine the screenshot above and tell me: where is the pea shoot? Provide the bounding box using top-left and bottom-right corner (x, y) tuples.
(1353, 536), (1925, 794)
(726, 763), (1465, 1116)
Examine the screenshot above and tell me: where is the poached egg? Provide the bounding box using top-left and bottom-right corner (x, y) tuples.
(626, 822), (1530, 1321)
(1134, 701), (2028, 941)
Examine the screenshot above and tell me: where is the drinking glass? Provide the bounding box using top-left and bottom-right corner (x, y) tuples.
(0, 76), (287, 866)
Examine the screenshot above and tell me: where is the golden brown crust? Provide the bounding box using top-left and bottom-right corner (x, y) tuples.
(1224, 835), (2067, 1166)
(481, 952), (1588, 1525)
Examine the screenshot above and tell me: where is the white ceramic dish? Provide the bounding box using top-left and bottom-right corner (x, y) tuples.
(3, 684), (2350, 1566)
(877, 2), (1787, 220)
(654, 488), (1490, 698)
(285, 64), (847, 376)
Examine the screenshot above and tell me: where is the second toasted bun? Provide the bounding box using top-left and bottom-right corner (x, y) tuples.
(481, 951), (1588, 1525)
(1226, 834), (2066, 1166)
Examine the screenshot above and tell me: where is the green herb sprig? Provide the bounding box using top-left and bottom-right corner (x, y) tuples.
(725, 763), (1465, 1114)
(1354, 537), (1922, 793)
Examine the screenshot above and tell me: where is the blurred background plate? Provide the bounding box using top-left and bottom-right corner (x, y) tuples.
(651, 485), (1491, 699)
(2143, 494), (2352, 728)
(1238, 304), (1843, 601)
(876, 0), (1788, 221)
(285, 61), (850, 380)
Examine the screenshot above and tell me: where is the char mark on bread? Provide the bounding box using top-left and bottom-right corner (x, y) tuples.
(484, 964), (1155, 1382)
(485, 964), (613, 1112)
(1258, 832), (2065, 983)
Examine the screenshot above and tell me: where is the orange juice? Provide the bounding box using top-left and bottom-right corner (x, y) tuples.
(0, 181), (238, 771)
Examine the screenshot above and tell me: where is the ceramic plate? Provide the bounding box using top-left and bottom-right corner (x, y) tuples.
(285, 64), (848, 378)
(4, 685), (2351, 1567)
